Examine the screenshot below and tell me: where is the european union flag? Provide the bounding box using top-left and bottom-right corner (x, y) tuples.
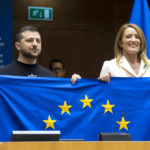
(129, 0), (150, 58)
(0, 75), (150, 141)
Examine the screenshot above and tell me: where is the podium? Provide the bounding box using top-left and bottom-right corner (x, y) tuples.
(0, 142), (150, 150)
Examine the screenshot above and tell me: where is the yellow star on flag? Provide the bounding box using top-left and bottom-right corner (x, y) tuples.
(101, 100), (115, 114)
(117, 116), (130, 131)
(80, 94), (93, 108)
(59, 101), (72, 114)
(43, 115), (56, 129)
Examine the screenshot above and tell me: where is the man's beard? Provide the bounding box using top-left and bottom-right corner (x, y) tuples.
(20, 49), (41, 59)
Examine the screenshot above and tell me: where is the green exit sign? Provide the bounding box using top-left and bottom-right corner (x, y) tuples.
(28, 7), (53, 21)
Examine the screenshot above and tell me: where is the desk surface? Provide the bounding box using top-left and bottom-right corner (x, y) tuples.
(0, 141), (150, 150)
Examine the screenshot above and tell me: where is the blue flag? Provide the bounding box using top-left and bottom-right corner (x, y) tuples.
(1, 75), (150, 141)
(129, 0), (150, 58)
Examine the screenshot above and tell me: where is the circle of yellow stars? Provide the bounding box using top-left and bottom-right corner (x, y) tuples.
(42, 94), (130, 131)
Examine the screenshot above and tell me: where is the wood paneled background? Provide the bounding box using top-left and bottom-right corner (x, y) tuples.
(13, 0), (135, 78)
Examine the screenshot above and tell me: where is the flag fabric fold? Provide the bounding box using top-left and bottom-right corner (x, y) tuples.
(129, 0), (150, 58)
(0, 75), (150, 141)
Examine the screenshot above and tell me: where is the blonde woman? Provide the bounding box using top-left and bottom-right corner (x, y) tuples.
(99, 23), (150, 82)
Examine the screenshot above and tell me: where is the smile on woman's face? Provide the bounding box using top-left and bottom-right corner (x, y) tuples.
(120, 27), (141, 55)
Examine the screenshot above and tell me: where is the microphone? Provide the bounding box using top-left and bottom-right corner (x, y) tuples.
(121, 112), (125, 118)
(113, 112), (125, 133)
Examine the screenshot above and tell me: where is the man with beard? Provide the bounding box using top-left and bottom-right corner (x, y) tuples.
(0, 26), (54, 77)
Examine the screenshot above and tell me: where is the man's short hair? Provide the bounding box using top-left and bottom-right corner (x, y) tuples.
(16, 25), (40, 42)
(49, 59), (65, 70)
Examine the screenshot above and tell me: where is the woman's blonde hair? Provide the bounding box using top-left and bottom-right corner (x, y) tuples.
(114, 23), (149, 66)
